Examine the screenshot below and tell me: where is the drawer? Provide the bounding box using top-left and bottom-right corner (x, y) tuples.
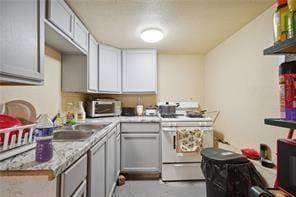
(162, 163), (204, 181)
(61, 154), (87, 197)
(121, 123), (159, 133)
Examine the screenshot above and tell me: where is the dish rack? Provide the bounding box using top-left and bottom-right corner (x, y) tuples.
(0, 124), (36, 161)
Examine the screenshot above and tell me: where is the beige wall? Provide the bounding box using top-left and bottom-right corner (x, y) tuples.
(0, 47), (62, 118)
(204, 6), (285, 160)
(157, 54), (205, 106)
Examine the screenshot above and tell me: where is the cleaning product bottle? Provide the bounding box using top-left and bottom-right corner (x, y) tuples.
(77, 101), (86, 121)
(35, 114), (54, 162)
(288, 0), (296, 38)
(66, 102), (77, 125)
(274, 0), (289, 43)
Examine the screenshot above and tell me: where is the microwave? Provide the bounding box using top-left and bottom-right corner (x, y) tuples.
(86, 99), (121, 118)
(277, 139), (296, 196)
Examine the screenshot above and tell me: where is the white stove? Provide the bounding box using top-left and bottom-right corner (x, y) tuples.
(159, 101), (214, 181)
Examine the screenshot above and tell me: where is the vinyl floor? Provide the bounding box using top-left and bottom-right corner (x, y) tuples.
(112, 180), (206, 197)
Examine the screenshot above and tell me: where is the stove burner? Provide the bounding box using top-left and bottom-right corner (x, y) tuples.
(161, 114), (177, 118)
(161, 114), (185, 118)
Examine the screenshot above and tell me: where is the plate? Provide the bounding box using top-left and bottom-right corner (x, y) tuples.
(0, 115), (22, 143)
(4, 100), (37, 123)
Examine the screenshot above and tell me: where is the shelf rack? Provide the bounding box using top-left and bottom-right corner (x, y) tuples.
(263, 38), (296, 55)
(263, 39), (296, 139)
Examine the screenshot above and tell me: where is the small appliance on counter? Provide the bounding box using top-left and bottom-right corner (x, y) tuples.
(86, 99), (121, 118)
(145, 106), (157, 116)
(121, 107), (136, 116)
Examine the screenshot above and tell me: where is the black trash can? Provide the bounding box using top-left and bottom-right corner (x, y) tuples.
(201, 148), (266, 197)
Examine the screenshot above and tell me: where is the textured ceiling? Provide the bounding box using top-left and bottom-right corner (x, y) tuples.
(66, 0), (274, 54)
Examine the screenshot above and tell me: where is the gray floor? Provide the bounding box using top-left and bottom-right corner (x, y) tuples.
(113, 180), (206, 197)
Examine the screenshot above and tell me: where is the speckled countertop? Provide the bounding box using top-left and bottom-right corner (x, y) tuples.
(0, 116), (160, 180)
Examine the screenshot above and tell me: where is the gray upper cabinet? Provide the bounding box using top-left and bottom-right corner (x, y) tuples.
(0, 0), (45, 84)
(122, 49), (157, 93)
(62, 34), (98, 93)
(73, 16), (88, 52)
(99, 44), (121, 93)
(88, 34), (98, 92)
(47, 0), (74, 38)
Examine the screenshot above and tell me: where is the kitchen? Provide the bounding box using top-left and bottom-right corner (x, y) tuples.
(0, 0), (295, 197)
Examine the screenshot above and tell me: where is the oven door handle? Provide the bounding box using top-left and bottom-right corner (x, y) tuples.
(173, 164), (199, 167)
(162, 128), (177, 132)
(173, 135), (176, 149)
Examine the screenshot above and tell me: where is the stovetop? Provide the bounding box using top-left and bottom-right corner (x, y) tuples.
(160, 114), (212, 122)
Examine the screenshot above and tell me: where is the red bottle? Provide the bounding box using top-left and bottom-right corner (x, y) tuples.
(279, 61), (296, 120)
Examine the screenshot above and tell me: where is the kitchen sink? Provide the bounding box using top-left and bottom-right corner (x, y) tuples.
(53, 130), (95, 141)
(53, 123), (111, 141)
(73, 123), (110, 132)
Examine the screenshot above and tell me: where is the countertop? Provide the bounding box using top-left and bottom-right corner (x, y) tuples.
(0, 116), (160, 180)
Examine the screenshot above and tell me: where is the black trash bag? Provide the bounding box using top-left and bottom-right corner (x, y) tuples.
(201, 148), (267, 197)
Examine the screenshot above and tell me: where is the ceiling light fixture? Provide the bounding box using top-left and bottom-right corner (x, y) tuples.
(141, 28), (164, 43)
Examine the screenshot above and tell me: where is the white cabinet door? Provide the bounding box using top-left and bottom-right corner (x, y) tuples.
(0, 0), (44, 84)
(116, 132), (121, 177)
(47, 0), (74, 38)
(122, 49), (157, 93)
(106, 128), (116, 197)
(121, 133), (160, 172)
(88, 34), (98, 92)
(72, 179), (87, 197)
(73, 16), (88, 52)
(88, 136), (107, 197)
(99, 44), (121, 93)
(61, 154), (87, 197)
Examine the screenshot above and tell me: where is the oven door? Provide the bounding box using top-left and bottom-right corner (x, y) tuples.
(94, 101), (115, 117)
(162, 126), (213, 163)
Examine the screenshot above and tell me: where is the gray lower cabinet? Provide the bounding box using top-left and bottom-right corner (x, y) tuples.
(60, 154), (87, 197)
(0, 0), (45, 84)
(72, 179), (87, 197)
(88, 136), (107, 197)
(116, 125), (121, 177)
(106, 127), (117, 197)
(121, 132), (160, 172)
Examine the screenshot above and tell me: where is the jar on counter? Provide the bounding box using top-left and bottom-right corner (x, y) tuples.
(279, 61), (296, 120)
(274, 0), (289, 43)
(288, 0), (296, 38)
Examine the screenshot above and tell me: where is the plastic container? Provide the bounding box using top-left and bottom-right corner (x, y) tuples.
(77, 101), (86, 121)
(35, 114), (54, 162)
(35, 114), (54, 137)
(288, 0), (296, 38)
(274, 0), (289, 43)
(35, 136), (53, 163)
(279, 61), (296, 120)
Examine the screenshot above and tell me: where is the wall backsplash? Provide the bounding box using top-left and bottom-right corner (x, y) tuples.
(61, 92), (157, 111)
